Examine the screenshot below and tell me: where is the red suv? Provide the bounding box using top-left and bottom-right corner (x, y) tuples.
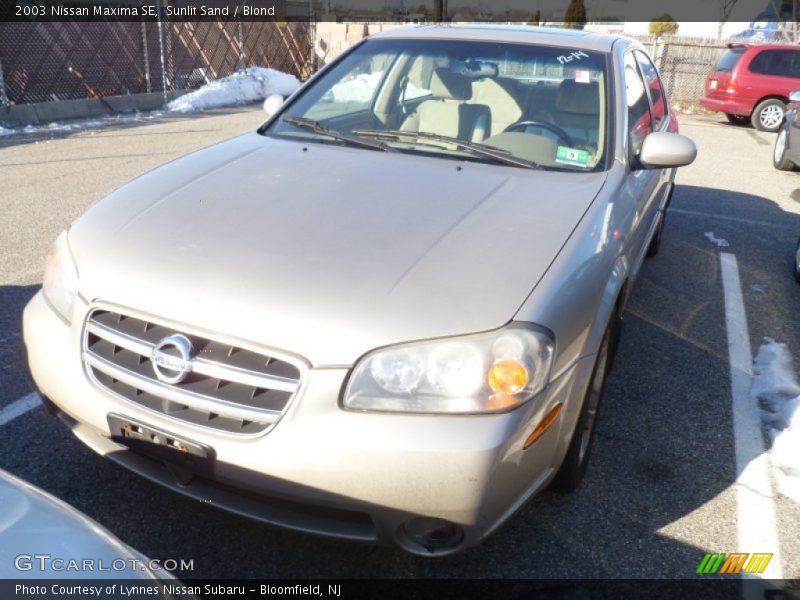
(700, 43), (800, 132)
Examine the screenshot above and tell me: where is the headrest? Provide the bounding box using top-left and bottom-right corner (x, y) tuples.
(430, 68), (472, 101)
(555, 80), (600, 115)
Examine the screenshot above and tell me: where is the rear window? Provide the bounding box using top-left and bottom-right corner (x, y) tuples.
(714, 48), (746, 72)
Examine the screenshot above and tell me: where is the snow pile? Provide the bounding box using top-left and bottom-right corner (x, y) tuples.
(751, 338), (800, 502)
(167, 67), (300, 113)
(325, 71), (430, 104)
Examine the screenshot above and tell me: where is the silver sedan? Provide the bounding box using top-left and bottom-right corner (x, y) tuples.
(23, 25), (696, 555)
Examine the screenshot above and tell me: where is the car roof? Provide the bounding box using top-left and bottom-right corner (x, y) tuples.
(370, 24), (630, 53)
(728, 42), (800, 51)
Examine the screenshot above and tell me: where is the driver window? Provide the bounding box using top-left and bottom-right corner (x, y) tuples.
(304, 55), (388, 120)
(624, 52), (652, 157)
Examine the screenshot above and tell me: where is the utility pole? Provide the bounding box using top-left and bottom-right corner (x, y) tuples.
(433, 0), (447, 21)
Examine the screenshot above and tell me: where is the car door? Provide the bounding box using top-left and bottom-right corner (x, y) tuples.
(620, 50), (664, 274)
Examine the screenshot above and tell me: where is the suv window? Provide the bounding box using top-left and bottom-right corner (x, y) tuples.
(714, 47), (746, 72)
(634, 50), (667, 130)
(624, 52), (652, 156)
(749, 49), (800, 77)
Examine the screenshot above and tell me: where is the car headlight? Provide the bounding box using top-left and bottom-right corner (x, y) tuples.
(42, 230), (79, 323)
(343, 324), (554, 414)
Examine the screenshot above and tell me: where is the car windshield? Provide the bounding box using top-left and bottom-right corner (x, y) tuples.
(263, 38), (609, 171)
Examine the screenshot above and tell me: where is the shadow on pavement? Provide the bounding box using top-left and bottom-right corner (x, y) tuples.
(0, 285), (38, 407)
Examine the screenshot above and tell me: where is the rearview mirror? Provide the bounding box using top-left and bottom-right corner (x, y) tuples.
(263, 94), (284, 118)
(638, 132), (697, 169)
(789, 90), (800, 102)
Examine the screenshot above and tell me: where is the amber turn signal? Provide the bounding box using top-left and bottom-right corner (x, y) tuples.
(524, 403), (563, 449)
(487, 359), (529, 395)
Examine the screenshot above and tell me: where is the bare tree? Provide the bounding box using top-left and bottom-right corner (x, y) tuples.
(563, 0), (586, 29)
(718, 0), (738, 37)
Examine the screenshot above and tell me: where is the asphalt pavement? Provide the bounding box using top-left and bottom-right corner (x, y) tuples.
(1, 107), (799, 581)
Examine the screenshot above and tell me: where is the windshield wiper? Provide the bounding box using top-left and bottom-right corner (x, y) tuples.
(352, 128), (541, 170)
(282, 117), (395, 152)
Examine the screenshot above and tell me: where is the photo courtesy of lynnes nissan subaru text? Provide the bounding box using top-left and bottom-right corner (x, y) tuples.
(23, 25), (696, 555)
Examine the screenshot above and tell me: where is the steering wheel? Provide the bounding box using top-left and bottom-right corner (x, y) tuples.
(504, 120), (575, 147)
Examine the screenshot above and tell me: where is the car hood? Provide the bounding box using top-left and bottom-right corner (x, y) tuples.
(0, 469), (156, 579)
(71, 133), (607, 366)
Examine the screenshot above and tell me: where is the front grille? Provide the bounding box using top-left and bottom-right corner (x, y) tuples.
(82, 309), (305, 435)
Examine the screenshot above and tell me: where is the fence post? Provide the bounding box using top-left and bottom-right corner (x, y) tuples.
(141, 23), (152, 93)
(237, 22), (245, 70)
(0, 56), (9, 106)
(156, 0), (169, 104)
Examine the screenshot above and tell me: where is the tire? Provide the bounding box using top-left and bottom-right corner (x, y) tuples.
(549, 326), (611, 493)
(752, 99), (786, 132)
(794, 238), (800, 283)
(726, 113), (749, 125)
(646, 211), (665, 258)
(773, 128), (795, 171)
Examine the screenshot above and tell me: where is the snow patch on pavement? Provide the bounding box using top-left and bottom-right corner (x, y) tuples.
(0, 112), (164, 138)
(751, 338), (800, 502)
(167, 67), (300, 113)
(704, 231), (730, 247)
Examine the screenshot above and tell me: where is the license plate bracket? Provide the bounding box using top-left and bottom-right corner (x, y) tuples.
(107, 414), (215, 477)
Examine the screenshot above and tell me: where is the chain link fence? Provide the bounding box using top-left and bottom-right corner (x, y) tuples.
(629, 35), (731, 110)
(0, 21), (315, 106)
(641, 36), (800, 112)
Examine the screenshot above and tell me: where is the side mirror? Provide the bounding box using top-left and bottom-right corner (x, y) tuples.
(639, 132), (697, 169)
(263, 94), (284, 118)
(789, 90), (800, 102)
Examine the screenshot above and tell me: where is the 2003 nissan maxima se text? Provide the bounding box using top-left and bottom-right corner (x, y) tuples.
(23, 26), (696, 555)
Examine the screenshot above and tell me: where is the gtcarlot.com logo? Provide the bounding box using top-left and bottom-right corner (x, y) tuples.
(696, 553), (773, 575)
(14, 554), (194, 573)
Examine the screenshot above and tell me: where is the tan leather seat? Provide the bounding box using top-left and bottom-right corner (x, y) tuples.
(470, 77), (522, 137)
(401, 68), (491, 141)
(535, 80), (600, 145)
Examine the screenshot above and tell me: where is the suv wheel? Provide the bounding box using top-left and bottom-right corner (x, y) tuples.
(774, 129), (795, 171)
(752, 99), (786, 132)
(726, 113), (748, 125)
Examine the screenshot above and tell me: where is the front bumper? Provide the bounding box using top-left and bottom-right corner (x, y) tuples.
(699, 95), (753, 116)
(23, 291), (590, 554)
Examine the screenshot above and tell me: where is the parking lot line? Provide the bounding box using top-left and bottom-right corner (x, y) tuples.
(671, 208), (795, 231)
(719, 252), (784, 583)
(0, 392), (41, 427)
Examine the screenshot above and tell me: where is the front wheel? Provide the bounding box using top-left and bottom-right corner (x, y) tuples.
(549, 326), (611, 493)
(752, 99), (786, 132)
(646, 211), (665, 258)
(794, 238), (800, 283)
(773, 128), (795, 171)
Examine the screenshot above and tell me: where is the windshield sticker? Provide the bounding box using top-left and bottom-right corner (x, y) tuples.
(575, 69), (591, 83)
(556, 146), (590, 167)
(557, 51), (589, 65)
